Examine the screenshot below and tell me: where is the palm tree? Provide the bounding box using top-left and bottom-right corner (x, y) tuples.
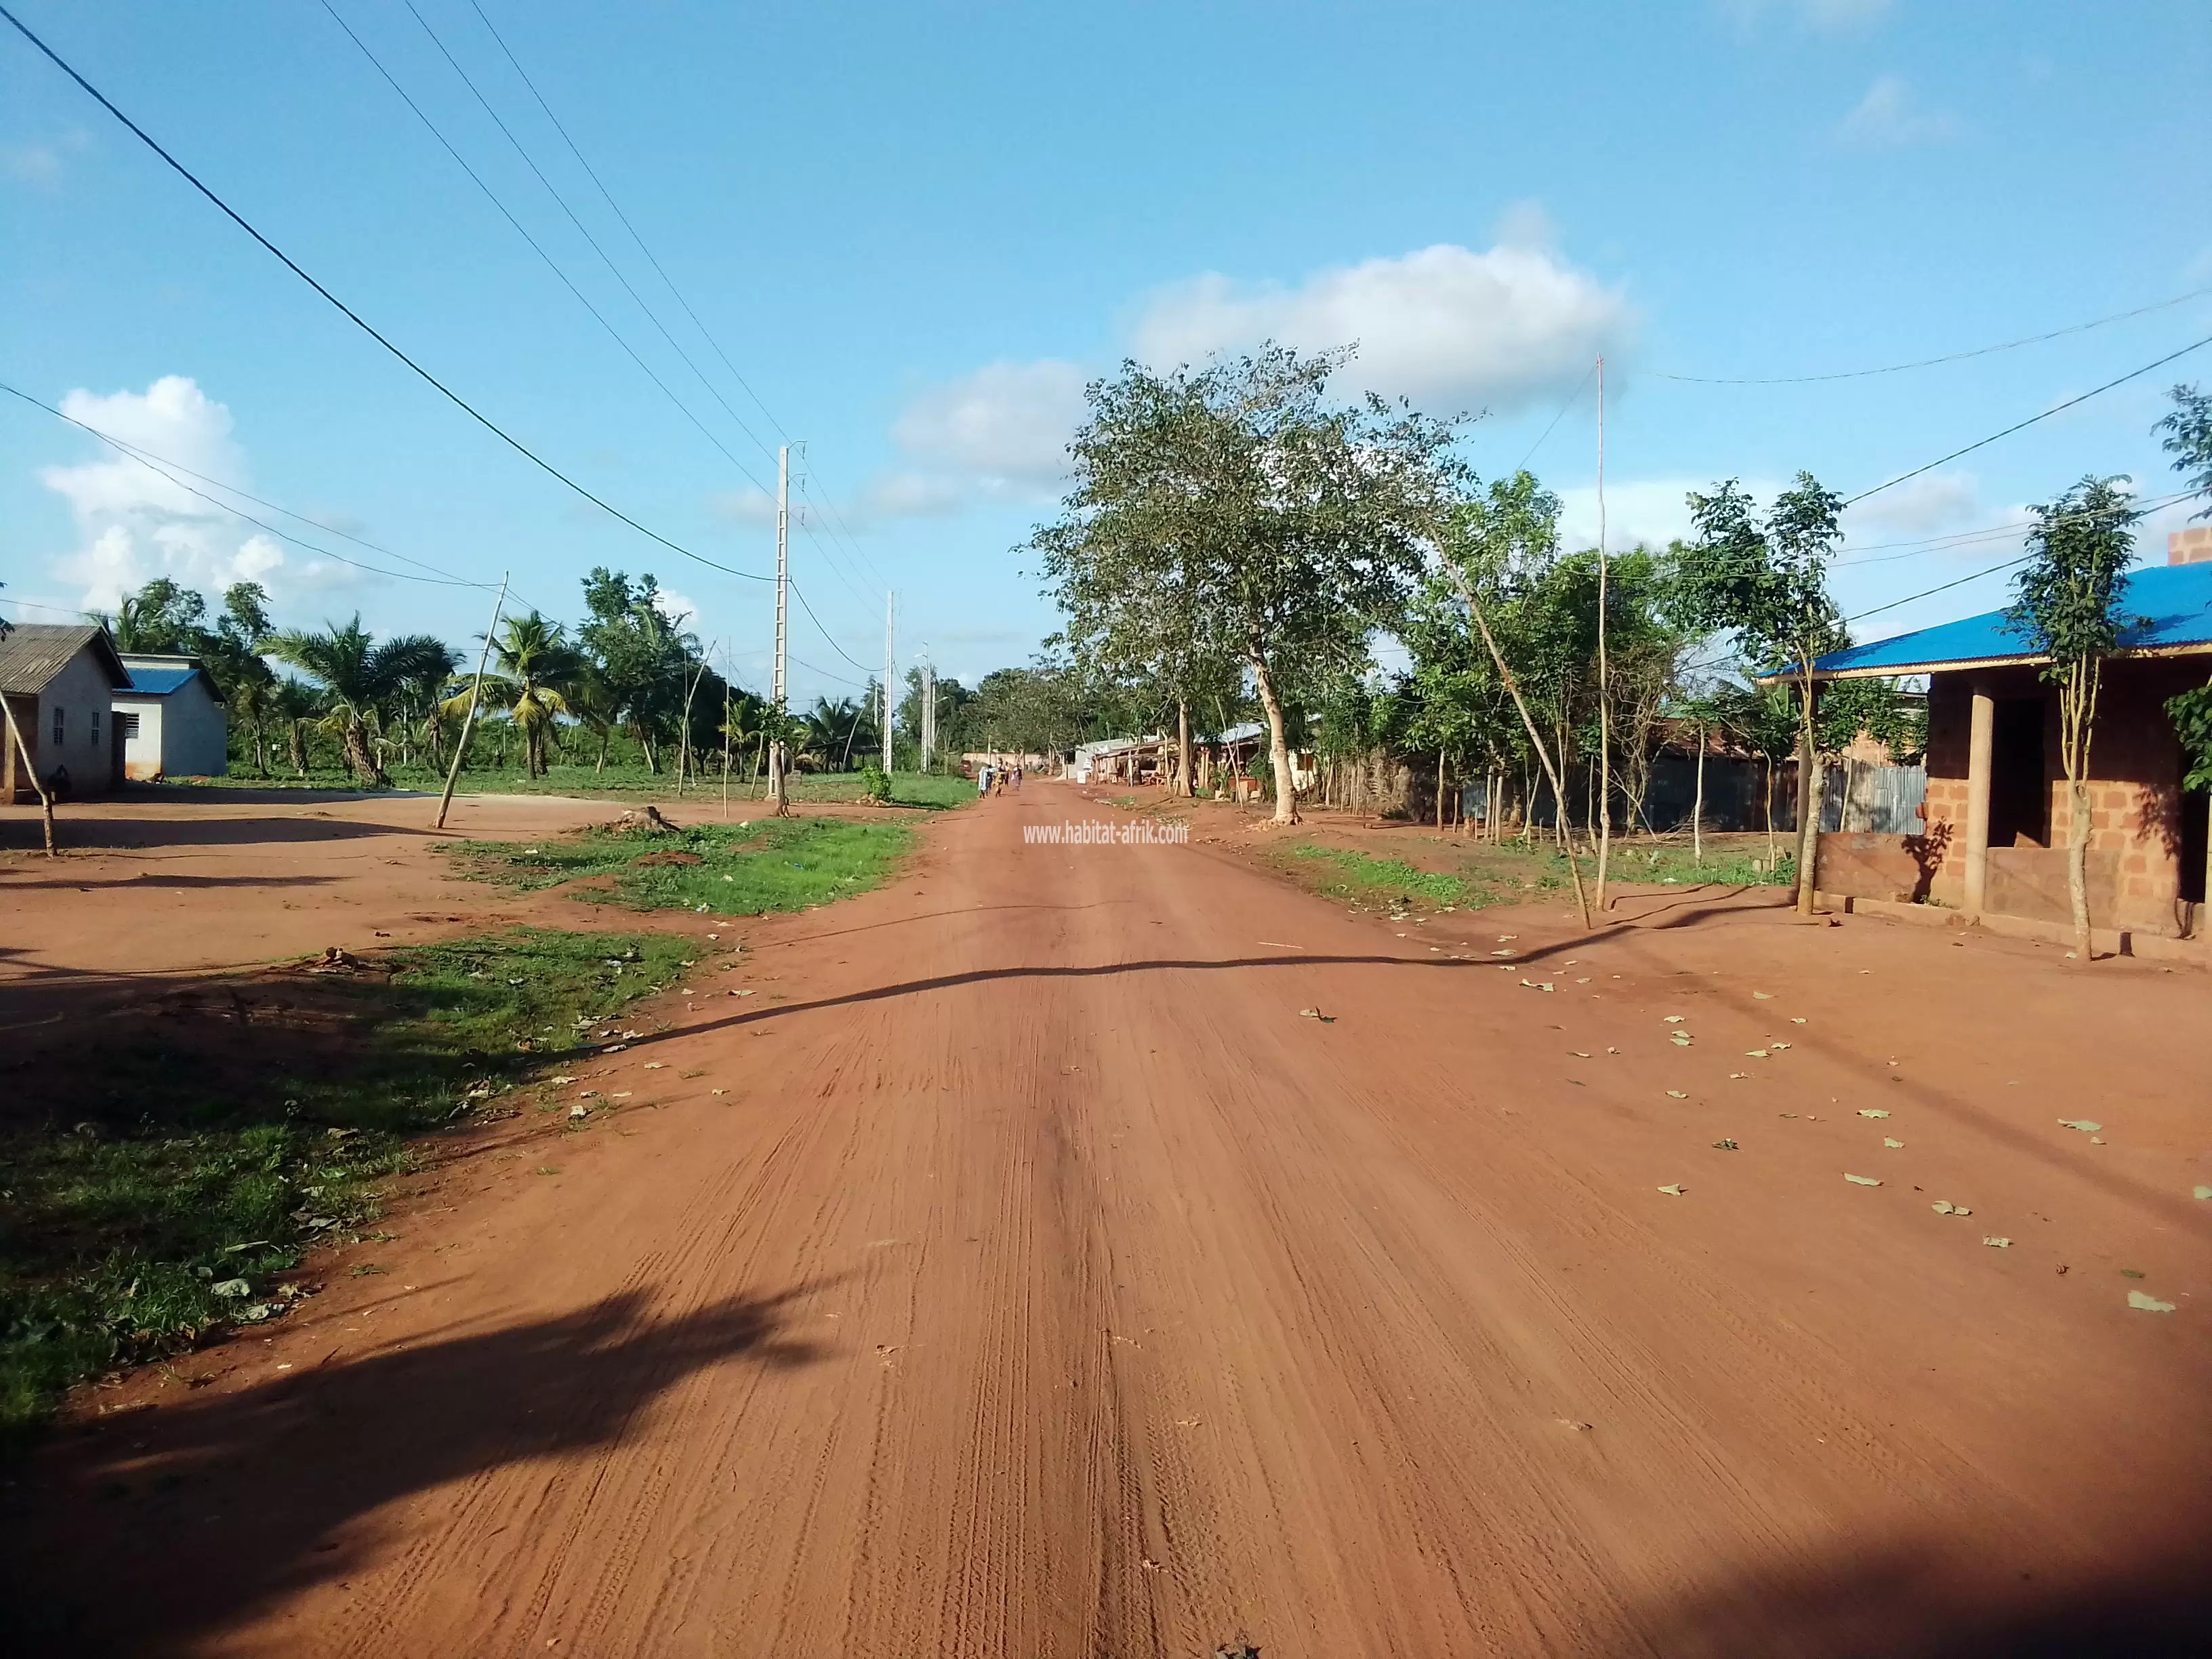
(270, 676), (319, 777)
(264, 617), (455, 785)
(445, 612), (579, 778)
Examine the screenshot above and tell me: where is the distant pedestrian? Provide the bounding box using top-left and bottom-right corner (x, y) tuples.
(1011, 763), (1023, 792)
(978, 765), (993, 795)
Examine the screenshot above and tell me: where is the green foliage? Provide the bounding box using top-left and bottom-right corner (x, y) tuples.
(449, 817), (915, 916)
(1036, 343), (1464, 811)
(2006, 476), (2140, 679)
(1677, 474), (1846, 678)
(859, 762), (893, 803)
(2165, 682), (2212, 793)
(1816, 676), (1927, 759)
(1291, 846), (1467, 904)
(2157, 383), (2212, 518)
(0, 928), (687, 1439)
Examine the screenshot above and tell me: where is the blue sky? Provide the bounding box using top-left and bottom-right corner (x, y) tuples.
(4, 0), (2208, 701)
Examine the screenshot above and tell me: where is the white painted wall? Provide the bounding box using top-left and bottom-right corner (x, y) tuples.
(37, 648), (120, 794)
(115, 676), (228, 777)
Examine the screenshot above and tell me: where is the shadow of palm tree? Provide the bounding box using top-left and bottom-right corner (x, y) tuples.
(0, 1284), (830, 1654)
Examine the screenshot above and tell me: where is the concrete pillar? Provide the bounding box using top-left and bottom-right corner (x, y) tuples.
(1963, 684), (1994, 915)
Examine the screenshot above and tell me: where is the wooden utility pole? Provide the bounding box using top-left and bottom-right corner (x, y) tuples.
(1595, 354), (1612, 914)
(883, 590), (895, 777)
(434, 575), (508, 831)
(1, 691), (55, 855)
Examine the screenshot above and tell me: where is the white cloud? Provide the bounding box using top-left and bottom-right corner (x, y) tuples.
(1131, 242), (1634, 413)
(892, 359), (1088, 486)
(1, 142), (63, 186)
(1557, 478), (1734, 553)
(1836, 75), (1961, 150)
(34, 375), (345, 610)
(1843, 470), (1979, 536)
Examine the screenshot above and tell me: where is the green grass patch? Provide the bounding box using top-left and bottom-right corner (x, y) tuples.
(448, 816), (916, 916)
(0, 928), (689, 1442)
(1610, 843), (1795, 887)
(1290, 846), (1472, 906)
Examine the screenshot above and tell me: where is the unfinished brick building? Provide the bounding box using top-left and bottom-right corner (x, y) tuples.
(1807, 536), (2212, 941)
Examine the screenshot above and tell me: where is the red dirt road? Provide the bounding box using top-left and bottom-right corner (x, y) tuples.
(7, 780), (2209, 1656)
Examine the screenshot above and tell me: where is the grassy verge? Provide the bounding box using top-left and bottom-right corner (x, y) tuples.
(447, 815), (915, 916)
(0, 928), (689, 1441)
(1291, 846), (1474, 907)
(1608, 843), (1795, 887)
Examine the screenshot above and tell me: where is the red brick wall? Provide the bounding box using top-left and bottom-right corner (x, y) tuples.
(1919, 659), (2200, 935)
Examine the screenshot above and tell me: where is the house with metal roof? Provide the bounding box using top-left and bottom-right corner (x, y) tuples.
(0, 621), (132, 802)
(115, 653), (229, 780)
(1802, 537), (2212, 943)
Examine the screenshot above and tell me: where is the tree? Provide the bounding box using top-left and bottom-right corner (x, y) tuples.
(2156, 384), (2212, 516)
(1437, 470), (1594, 927)
(1038, 344), (1452, 824)
(577, 569), (694, 773)
(2007, 474), (2140, 960)
(92, 577), (208, 654)
(264, 617), (453, 785)
(450, 612), (577, 777)
(2157, 384), (2212, 930)
(1678, 474), (1845, 914)
(1715, 681), (1801, 865)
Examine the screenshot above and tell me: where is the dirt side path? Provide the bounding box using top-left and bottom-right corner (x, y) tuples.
(5, 779), (2207, 1656)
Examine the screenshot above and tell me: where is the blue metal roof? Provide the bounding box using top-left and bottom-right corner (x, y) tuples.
(121, 663), (202, 695)
(1811, 558), (2212, 677)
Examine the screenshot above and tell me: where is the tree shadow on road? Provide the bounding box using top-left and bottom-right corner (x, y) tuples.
(0, 1284), (830, 1655)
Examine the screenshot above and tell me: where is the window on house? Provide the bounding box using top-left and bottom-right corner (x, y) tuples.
(91, 709), (101, 745)
(52, 705), (64, 746)
(119, 712), (142, 739)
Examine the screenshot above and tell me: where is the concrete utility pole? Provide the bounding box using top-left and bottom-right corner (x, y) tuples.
(918, 650), (935, 773)
(769, 445), (790, 815)
(435, 573), (508, 831)
(883, 590), (895, 777)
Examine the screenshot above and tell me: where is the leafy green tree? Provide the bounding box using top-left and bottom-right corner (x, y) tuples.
(1678, 473), (1845, 912)
(2157, 384), (2212, 516)
(577, 569), (694, 773)
(2007, 474), (2140, 959)
(1038, 344), (1454, 823)
(1816, 676), (1925, 762)
(264, 617), (453, 785)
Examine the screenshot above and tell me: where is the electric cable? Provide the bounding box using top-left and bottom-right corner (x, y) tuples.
(1664, 285), (2212, 385)
(1843, 333), (2212, 507)
(0, 2), (772, 588)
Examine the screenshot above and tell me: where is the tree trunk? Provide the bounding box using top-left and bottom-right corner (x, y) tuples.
(1176, 700), (1192, 798)
(2066, 776), (2093, 959)
(1763, 758), (1776, 863)
(1436, 748), (1447, 832)
(1693, 725), (1706, 866)
(1252, 655), (1297, 825)
(344, 716), (388, 786)
(1794, 677), (1820, 914)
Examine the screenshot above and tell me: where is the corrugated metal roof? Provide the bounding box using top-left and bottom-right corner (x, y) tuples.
(121, 664), (202, 696)
(0, 622), (131, 695)
(1809, 559), (2212, 678)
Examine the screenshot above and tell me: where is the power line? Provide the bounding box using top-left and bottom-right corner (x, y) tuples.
(457, 1), (893, 598)
(318, 0), (775, 503)
(1513, 363), (1595, 473)
(1843, 333), (2212, 508)
(787, 575), (882, 676)
(0, 2), (772, 590)
(0, 380), (546, 600)
(1664, 285), (2212, 386)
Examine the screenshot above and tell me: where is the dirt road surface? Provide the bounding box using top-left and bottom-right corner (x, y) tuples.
(5, 780), (2209, 1656)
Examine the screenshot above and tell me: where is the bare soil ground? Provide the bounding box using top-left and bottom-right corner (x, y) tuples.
(3, 780), (2207, 1656)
